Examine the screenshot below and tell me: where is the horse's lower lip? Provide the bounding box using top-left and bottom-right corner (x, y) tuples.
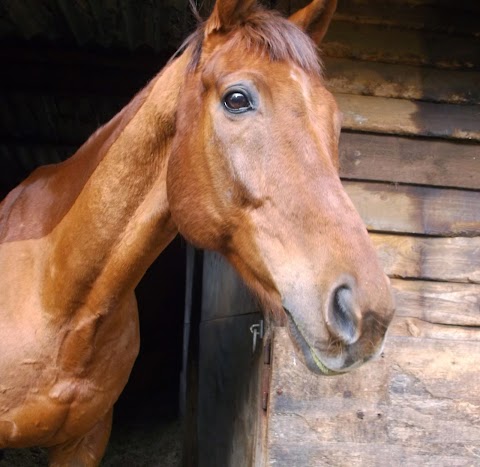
(283, 307), (340, 376)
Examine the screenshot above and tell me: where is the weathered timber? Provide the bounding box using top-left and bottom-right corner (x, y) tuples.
(391, 278), (480, 327)
(325, 58), (480, 105)
(334, 0), (479, 36)
(335, 94), (480, 141)
(337, 0), (480, 12)
(323, 21), (480, 69)
(344, 181), (480, 236)
(267, 328), (480, 466)
(286, 0), (480, 13)
(390, 316), (480, 341)
(201, 252), (259, 321)
(339, 132), (480, 189)
(196, 251), (267, 466)
(371, 233), (480, 283)
(198, 314), (264, 467)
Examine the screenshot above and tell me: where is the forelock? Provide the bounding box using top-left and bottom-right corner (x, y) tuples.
(183, 7), (323, 75)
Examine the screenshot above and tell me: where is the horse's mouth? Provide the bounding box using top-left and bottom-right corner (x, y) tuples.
(283, 307), (340, 376)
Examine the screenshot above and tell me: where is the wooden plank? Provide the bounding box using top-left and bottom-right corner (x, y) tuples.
(198, 314), (263, 467)
(390, 316), (480, 342)
(323, 21), (480, 70)
(340, 0), (480, 13)
(371, 233), (480, 283)
(335, 93), (480, 141)
(339, 132), (480, 190)
(392, 278), (480, 327)
(334, 0), (480, 36)
(288, 0), (480, 13)
(196, 251), (267, 466)
(201, 252), (259, 321)
(179, 244), (195, 420)
(325, 58), (480, 105)
(344, 181), (480, 236)
(267, 328), (480, 466)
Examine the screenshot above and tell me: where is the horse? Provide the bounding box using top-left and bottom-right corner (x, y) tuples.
(0, 0), (395, 464)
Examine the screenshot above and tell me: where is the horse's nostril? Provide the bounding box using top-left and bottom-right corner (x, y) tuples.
(329, 285), (358, 344)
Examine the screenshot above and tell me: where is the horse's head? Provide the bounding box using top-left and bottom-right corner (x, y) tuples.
(167, 0), (395, 374)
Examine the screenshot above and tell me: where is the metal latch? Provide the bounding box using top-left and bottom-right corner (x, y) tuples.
(250, 320), (264, 353)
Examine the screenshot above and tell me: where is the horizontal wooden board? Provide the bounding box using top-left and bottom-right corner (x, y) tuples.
(390, 316), (480, 341)
(344, 181), (480, 236)
(340, 0), (480, 13)
(371, 233), (480, 283)
(335, 93), (480, 141)
(325, 58), (480, 105)
(201, 238), (480, 324)
(392, 278), (480, 327)
(339, 132), (480, 189)
(323, 21), (480, 69)
(268, 328), (480, 466)
(334, 0), (479, 36)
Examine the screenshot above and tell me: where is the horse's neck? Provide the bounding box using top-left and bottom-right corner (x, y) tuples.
(37, 53), (189, 315)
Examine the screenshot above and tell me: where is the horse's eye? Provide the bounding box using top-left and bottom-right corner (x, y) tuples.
(223, 91), (252, 113)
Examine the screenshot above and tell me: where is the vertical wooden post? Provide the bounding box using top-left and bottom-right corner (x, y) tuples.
(194, 252), (267, 466)
(181, 245), (203, 467)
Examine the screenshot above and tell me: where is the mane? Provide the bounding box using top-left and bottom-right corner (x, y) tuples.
(181, 6), (323, 75)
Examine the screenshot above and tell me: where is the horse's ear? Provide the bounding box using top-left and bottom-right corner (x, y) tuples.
(205, 0), (257, 34)
(289, 0), (337, 45)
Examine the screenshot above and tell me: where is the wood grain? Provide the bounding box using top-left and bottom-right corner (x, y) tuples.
(201, 252), (259, 321)
(336, 0), (480, 12)
(371, 234), (480, 283)
(195, 251), (268, 466)
(334, 0), (479, 36)
(267, 328), (480, 466)
(391, 278), (480, 327)
(390, 316), (480, 341)
(344, 181), (480, 236)
(323, 21), (480, 70)
(339, 132), (480, 189)
(198, 314), (263, 467)
(326, 58), (480, 105)
(335, 93), (480, 141)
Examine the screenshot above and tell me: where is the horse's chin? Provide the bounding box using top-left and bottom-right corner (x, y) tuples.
(283, 307), (341, 376)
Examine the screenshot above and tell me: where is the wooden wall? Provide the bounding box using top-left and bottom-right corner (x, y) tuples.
(266, 0), (480, 465)
(324, 0), (480, 353)
(190, 0), (480, 466)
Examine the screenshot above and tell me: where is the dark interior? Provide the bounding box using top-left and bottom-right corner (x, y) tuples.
(0, 1), (193, 463)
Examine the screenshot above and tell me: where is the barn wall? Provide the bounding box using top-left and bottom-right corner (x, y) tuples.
(267, 0), (480, 465)
(194, 0), (480, 465)
(323, 0), (480, 346)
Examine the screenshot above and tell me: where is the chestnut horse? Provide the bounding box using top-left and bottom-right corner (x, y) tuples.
(0, 0), (394, 464)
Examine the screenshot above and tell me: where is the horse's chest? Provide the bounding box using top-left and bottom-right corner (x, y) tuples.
(0, 295), (139, 448)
